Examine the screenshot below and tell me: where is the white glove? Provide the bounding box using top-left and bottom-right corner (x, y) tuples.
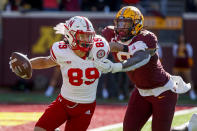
(94, 59), (123, 73)
(94, 59), (112, 73)
(170, 75), (191, 94)
(109, 61), (123, 73)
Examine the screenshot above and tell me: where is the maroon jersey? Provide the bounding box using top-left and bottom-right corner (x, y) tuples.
(102, 27), (170, 89)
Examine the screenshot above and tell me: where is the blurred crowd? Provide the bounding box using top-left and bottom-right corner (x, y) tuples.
(1, 0), (125, 12)
(186, 0), (197, 12)
(0, 0), (197, 14)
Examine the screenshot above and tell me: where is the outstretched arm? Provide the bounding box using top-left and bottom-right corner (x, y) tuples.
(108, 50), (151, 73)
(94, 49), (153, 73)
(122, 50), (150, 69)
(109, 42), (155, 72)
(30, 56), (58, 69)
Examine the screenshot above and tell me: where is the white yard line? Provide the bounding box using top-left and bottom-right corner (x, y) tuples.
(89, 107), (197, 131)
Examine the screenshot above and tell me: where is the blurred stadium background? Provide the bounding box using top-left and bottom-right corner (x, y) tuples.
(0, 0), (197, 130)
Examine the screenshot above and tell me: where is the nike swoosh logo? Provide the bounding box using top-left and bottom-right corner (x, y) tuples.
(158, 96), (165, 99)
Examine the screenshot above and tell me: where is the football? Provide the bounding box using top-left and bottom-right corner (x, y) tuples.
(10, 52), (32, 79)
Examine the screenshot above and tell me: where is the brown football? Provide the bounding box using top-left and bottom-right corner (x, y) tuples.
(10, 52), (32, 79)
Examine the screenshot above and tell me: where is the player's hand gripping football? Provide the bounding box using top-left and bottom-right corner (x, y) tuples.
(9, 52), (32, 79)
(94, 59), (123, 73)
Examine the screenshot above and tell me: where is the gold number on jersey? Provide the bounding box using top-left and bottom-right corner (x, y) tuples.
(117, 52), (132, 61)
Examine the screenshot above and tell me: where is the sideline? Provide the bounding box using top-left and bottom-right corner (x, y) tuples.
(89, 107), (197, 131)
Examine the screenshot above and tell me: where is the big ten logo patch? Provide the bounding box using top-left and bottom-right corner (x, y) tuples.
(96, 49), (105, 59)
(32, 26), (62, 54)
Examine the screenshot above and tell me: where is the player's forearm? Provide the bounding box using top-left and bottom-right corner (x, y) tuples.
(30, 56), (57, 69)
(104, 50), (151, 73)
(121, 50), (151, 71)
(110, 42), (124, 52)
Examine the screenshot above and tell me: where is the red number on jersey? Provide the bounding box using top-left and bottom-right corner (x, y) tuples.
(95, 42), (104, 47)
(85, 68), (99, 85)
(68, 68), (100, 86)
(58, 42), (67, 49)
(68, 68), (83, 86)
(94, 38), (104, 47)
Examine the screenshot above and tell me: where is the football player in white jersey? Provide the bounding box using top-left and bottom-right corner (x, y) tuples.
(11, 16), (110, 131)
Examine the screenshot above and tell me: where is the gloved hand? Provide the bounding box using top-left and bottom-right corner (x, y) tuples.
(94, 59), (123, 73)
(94, 59), (112, 73)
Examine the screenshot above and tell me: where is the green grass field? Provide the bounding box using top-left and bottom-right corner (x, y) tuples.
(0, 89), (196, 105)
(97, 110), (197, 131)
(0, 88), (197, 131)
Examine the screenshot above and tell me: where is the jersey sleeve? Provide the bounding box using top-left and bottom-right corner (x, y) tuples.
(128, 41), (148, 55)
(91, 35), (110, 61)
(50, 41), (67, 64)
(145, 32), (158, 49)
(128, 30), (158, 55)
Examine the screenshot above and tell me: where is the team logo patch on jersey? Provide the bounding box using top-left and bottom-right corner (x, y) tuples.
(96, 49), (105, 59)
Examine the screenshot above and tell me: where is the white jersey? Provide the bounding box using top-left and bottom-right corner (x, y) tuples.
(50, 35), (109, 103)
(89, 35), (110, 61)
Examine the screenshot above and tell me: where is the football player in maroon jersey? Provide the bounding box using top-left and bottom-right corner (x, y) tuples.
(94, 6), (191, 131)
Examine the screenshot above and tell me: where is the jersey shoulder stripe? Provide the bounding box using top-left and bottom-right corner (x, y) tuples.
(50, 41), (70, 63)
(50, 47), (57, 61)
